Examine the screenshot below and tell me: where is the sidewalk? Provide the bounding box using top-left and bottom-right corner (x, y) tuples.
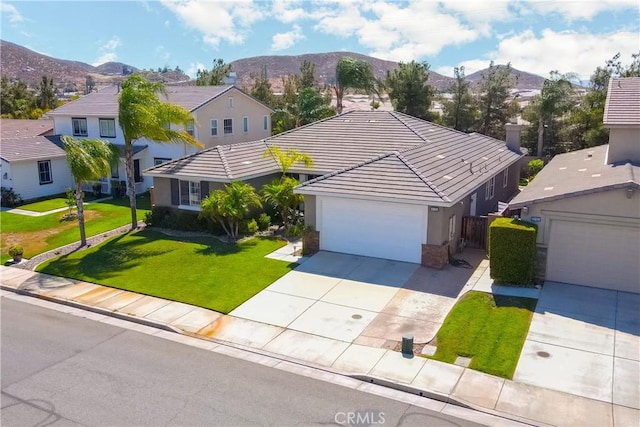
(1, 265), (634, 426)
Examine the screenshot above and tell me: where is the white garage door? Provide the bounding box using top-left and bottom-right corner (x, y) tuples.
(547, 219), (640, 293)
(319, 197), (426, 263)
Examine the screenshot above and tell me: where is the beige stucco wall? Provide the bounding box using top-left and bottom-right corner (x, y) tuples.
(151, 177), (172, 207)
(427, 197), (469, 250)
(607, 128), (640, 163)
(520, 187), (640, 245)
(193, 88), (272, 148)
(303, 195), (317, 228)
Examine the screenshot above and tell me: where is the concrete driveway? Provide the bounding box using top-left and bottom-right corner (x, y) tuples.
(514, 281), (639, 409)
(230, 250), (487, 347)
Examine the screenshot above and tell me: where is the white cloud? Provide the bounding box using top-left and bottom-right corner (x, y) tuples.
(156, 45), (171, 62)
(272, 0), (309, 23)
(525, 0), (640, 21)
(1, 3), (24, 24)
(93, 36), (121, 66)
(439, 29), (640, 80)
(313, 0), (480, 61)
(186, 62), (206, 78)
(271, 24), (305, 51)
(161, 0), (266, 47)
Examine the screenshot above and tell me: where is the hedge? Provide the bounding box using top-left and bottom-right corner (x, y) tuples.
(489, 217), (537, 285)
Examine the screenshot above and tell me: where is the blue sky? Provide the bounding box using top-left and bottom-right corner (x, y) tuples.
(1, 1), (638, 80)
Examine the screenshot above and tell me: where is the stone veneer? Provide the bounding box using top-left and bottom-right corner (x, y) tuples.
(421, 243), (449, 269)
(303, 230), (320, 256)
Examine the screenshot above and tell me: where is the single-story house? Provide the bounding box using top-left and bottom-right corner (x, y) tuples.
(145, 111), (523, 267)
(1, 119), (75, 201)
(510, 77), (640, 293)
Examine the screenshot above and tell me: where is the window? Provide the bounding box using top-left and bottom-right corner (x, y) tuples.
(99, 118), (116, 138)
(38, 160), (52, 185)
(243, 117), (249, 133)
(72, 118), (87, 136)
(263, 115), (268, 130)
(223, 118), (233, 135)
(228, 97), (234, 108)
(133, 159), (143, 183)
(503, 167), (509, 188)
(180, 180), (201, 206)
(211, 119), (218, 136)
(186, 120), (195, 136)
(485, 176), (495, 201)
(110, 160), (119, 178)
(154, 158), (171, 166)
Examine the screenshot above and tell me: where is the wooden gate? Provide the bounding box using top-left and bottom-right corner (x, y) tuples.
(461, 216), (488, 249)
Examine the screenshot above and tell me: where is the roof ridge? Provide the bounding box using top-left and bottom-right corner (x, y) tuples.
(389, 111), (433, 145)
(143, 145), (219, 173)
(265, 110), (353, 142)
(297, 150), (396, 188)
(216, 145), (234, 180)
(395, 151), (451, 202)
(189, 85), (234, 112)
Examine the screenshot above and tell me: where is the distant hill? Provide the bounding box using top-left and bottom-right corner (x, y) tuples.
(465, 66), (546, 91)
(0, 40), (189, 92)
(1, 39), (547, 95)
(230, 51), (455, 92)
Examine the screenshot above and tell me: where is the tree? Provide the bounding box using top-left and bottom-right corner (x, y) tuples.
(118, 75), (202, 230)
(298, 60), (316, 89)
(441, 66), (478, 132)
(200, 182), (262, 240)
(334, 57), (378, 114)
(85, 75), (95, 94)
(250, 66), (277, 107)
(36, 75), (58, 110)
(524, 71), (575, 156)
(62, 136), (117, 246)
(264, 146), (314, 175)
(385, 61), (435, 120)
(477, 62), (517, 139)
(196, 58), (232, 86)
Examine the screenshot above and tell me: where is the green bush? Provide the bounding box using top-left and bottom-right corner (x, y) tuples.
(257, 213), (271, 231)
(246, 219), (259, 234)
(528, 159), (544, 177)
(144, 206), (223, 234)
(285, 222), (305, 238)
(1, 187), (23, 207)
(489, 217), (537, 285)
(8, 245), (24, 257)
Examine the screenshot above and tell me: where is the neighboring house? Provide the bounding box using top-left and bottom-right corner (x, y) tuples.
(510, 77), (640, 293)
(145, 111), (523, 267)
(46, 85), (273, 195)
(1, 119), (74, 201)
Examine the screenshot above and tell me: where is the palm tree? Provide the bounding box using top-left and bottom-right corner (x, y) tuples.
(334, 57), (379, 114)
(262, 176), (303, 228)
(200, 182), (262, 240)
(263, 146), (313, 176)
(62, 136), (117, 246)
(118, 75), (202, 230)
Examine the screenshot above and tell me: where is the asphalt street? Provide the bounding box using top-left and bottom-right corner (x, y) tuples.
(1, 298), (482, 426)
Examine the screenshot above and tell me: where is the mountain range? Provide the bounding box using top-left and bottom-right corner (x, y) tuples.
(1, 39), (546, 93)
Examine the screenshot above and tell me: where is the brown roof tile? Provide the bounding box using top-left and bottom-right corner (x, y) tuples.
(604, 77), (640, 127)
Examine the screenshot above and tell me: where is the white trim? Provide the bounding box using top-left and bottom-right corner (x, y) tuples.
(243, 116), (249, 133)
(485, 176), (495, 200)
(503, 167), (508, 188)
(211, 119), (218, 137)
(178, 204), (202, 212)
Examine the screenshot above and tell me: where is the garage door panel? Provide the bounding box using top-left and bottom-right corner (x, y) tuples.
(319, 197), (425, 263)
(547, 220), (640, 293)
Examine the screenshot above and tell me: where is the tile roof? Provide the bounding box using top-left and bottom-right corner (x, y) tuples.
(145, 110), (522, 205)
(47, 85), (236, 117)
(1, 119), (54, 138)
(1, 135), (66, 162)
(604, 77), (640, 127)
(510, 145), (640, 208)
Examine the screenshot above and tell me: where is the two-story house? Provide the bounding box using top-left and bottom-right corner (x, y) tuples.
(47, 85), (273, 195)
(510, 77), (640, 293)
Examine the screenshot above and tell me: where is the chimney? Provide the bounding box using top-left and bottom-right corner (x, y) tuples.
(505, 123), (523, 153)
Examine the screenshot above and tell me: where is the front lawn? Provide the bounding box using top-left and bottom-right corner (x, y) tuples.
(1, 195), (150, 263)
(17, 193), (102, 212)
(37, 230), (295, 314)
(428, 291), (536, 379)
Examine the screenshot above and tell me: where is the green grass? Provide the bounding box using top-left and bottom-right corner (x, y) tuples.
(17, 193), (102, 212)
(428, 291), (536, 379)
(1, 195), (151, 263)
(37, 230), (295, 313)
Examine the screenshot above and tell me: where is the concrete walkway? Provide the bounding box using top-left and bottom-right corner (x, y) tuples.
(1, 263), (636, 426)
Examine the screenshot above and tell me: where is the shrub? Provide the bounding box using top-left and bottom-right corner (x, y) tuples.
(246, 219), (259, 234)
(285, 222), (305, 238)
(528, 159), (544, 177)
(1, 187), (23, 207)
(489, 217), (537, 285)
(257, 213), (271, 231)
(8, 245), (24, 257)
